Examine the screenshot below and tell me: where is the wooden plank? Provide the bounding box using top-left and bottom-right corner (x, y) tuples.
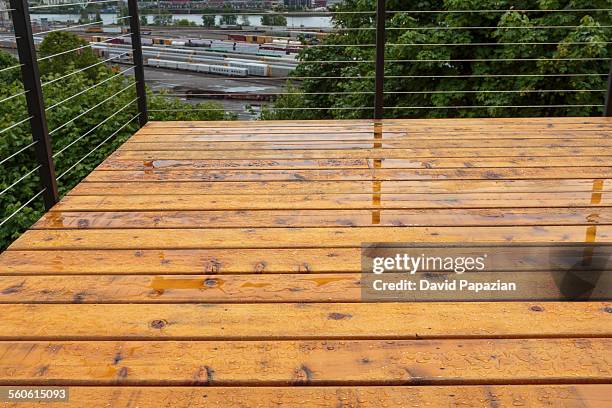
(50, 193), (610, 212)
(0, 338), (610, 385)
(106, 147), (609, 158)
(136, 123), (610, 132)
(0, 248), (361, 274)
(5, 385), (609, 408)
(120, 139), (612, 150)
(33, 208), (612, 229)
(130, 132), (612, 145)
(71, 179), (612, 195)
(83, 167), (612, 182)
(1, 273), (609, 303)
(8, 226), (612, 250)
(1, 245), (608, 275)
(0, 303), (610, 339)
(97, 156), (612, 171)
(145, 117), (611, 127)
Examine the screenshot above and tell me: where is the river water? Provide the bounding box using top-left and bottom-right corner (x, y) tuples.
(30, 13), (332, 29)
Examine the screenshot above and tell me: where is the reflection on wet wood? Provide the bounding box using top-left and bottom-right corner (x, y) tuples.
(0, 273), (609, 303)
(33, 208), (612, 229)
(0, 118), (610, 404)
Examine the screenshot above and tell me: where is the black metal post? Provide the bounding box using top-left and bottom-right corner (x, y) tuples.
(10, 0), (59, 210)
(605, 60), (612, 116)
(373, 0), (386, 120)
(127, 0), (148, 126)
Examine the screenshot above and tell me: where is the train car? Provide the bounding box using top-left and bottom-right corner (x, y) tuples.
(229, 34), (246, 42)
(148, 59), (177, 69)
(186, 39), (212, 47)
(209, 64), (247, 77)
(226, 59), (270, 77)
(152, 38), (173, 46)
(193, 63), (210, 73)
(85, 26), (103, 33)
(146, 58), (247, 77)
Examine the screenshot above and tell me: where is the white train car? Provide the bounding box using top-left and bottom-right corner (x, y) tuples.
(226, 59), (270, 77)
(209, 64), (247, 77)
(147, 59), (178, 69)
(146, 59), (247, 77)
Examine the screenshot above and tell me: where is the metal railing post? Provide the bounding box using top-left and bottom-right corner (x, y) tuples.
(605, 60), (612, 116)
(127, 0), (148, 126)
(374, 0), (386, 120)
(9, 0), (59, 210)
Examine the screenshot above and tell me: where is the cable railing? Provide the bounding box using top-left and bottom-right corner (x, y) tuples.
(119, 2), (611, 121)
(0, 0), (145, 250)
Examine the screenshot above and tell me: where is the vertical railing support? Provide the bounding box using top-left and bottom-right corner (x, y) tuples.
(10, 0), (59, 210)
(374, 0), (386, 120)
(605, 60), (612, 116)
(127, 0), (148, 126)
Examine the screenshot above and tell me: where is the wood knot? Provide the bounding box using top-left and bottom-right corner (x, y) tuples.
(604, 306), (612, 314)
(292, 364), (313, 385)
(117, 367), (128, 378)
(194, 365), (214, 385)
(150, 319), (167, 329)
(530, 305), (544, 312)
(328, 312), (352, 320)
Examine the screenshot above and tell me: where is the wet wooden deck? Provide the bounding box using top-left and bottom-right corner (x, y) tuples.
(0, 118), (611, 407)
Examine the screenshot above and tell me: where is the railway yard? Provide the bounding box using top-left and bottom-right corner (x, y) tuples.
(0, 25), (314, 117)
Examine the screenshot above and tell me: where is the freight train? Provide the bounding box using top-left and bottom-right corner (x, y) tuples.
(94, 43), (279, 77)
(93, 41), (298, 77)
(91, 35), (303, 56)
(147, 59), (248, 77)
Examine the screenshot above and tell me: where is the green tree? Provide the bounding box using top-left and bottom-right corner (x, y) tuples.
(38, 32), (99, 78)
(140, 15), (148, 26)
(117, 5), (128, 19)
(240, 15), (250, 26)
(153, 11), (172, 26)
(79, 9), (90, 24)
(270, 0), (611, 119)
(220, 7), (238, 26)
(202, 9), (216, 28)
(175, 19), (195, 27)
(262, 14), (287, 26)
(0, 47), (232, 250)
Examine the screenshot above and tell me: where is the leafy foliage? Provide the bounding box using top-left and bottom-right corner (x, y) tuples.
(269, 0), (611, 119)
(262, 14), (288, 26)
(0, 33), (231, 250)
(38, 31), (99, 79)
(220, 7), (238, 26)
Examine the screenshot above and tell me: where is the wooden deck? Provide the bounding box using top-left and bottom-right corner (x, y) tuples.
(0, 118), (611, 407)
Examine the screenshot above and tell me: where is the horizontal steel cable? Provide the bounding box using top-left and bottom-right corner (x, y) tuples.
(0, 90), (28, 105)
(0, 141), (38, 167)
(57, 112), (140, 180)
(45, 66), (134, 112)
(49, 82), (136, 135)
(37, 33), (131, 62)
(0, 117), (32, 136)
(42, 51), (132, 87)
(53, 97), (138, 158)
(0, 189), (46, 228)
(0, 164), (41, 197)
